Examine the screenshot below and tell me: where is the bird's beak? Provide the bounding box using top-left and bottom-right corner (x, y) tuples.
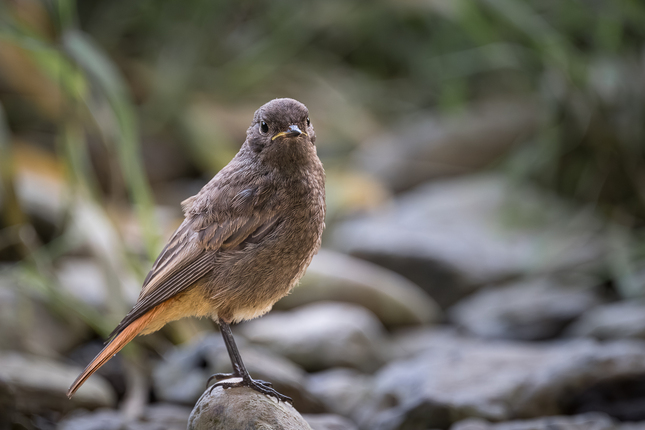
(272, 125), (307, 141)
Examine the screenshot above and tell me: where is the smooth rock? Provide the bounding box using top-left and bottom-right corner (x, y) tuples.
(13, 160), (65, 224)
(357, 331), (645, 429)
(449, 276), (602, 340)
(0, 274), (21, 351)
(384, 325), (462, 362)
(0, 352), (115, 414)
(58, 403), (192, 430)
(153, 334), (323, 413)
(566, 301), (645, 340)
(239, 302), (385, 372)
(451, 412), (625, 430)
(331, 175), (605, 307)
(188, 384), (312, 430)
(567, 375), (645, 422)
(58, 409), (128, 430)
(0, 379), (15, 429)
(303, 414), (359, 430)
(56, 258), (108, 308)
(277, 249), (441, 328)
(307, 368), (372, 418)
(0, 272), (90, 357)
(355, 99), (538, 192)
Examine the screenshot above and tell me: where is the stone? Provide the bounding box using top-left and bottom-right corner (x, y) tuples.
(0, 273), (21, 351)
(58, 408), (124, 430)
(357, 330), (645, 430)
(354, 99), (538, 192)
(451, 413), (627, 430)
(12, 156), (65, 223)
(448, 276), (602, 340)
(306, 368), (371, 418)
(188, 384), (313, 430)
(566, 301), (645, 340)
(56, 258), (109, 308)
(384, 326), (462, 362)
(303, 414), (359, 430)
(566, 375), (645, 422)
(239, 302), (385, 372)
(276, 249), (441, 328)
(153, 334), (324, 413)
(58, 403), (192, 430)
(0, 271), (90, 357)
(0, 379), (15, 429)
(0, 352), (115, 415)
(331, 175), (605, 308)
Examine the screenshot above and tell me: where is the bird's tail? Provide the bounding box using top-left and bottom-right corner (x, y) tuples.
(66, 304), (164, 398)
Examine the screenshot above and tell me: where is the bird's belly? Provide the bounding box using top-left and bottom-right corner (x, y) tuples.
(206, 220), (322, 323)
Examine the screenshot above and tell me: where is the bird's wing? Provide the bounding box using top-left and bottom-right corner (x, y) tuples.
(108, 193), (279, 339)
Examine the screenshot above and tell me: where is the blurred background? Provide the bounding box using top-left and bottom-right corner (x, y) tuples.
(1, 0), (645, 429)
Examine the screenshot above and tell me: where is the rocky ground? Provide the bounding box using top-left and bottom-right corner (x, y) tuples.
(3, 0), (645, 427)
(3, 171), (645, 430)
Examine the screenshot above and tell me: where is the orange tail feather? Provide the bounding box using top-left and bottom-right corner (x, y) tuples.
(66, 303), (166, 398)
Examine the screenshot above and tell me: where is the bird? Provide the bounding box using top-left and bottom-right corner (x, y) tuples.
(67, 98), (325, 403)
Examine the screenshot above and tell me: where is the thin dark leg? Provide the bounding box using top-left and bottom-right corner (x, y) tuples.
(207, 321), (268, 383)
(206, 321), (292, 404)
(219, 321), (249, 378)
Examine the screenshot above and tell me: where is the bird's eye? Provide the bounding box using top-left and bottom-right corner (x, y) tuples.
(306, 117), (311, 126)
(260, 121), (269, 133)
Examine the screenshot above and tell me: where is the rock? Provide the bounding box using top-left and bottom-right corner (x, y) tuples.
(357, 331), (645, 429)
(449, 276), (602, 340)
(567, 375), (645, 422)
(276, 249), (441, 328)
(566, 301), (645, 340)
(153, 334), (323, 413)
(188, 384), (313, 430)
(239, 302), (385, 372)
(12, 153), (65, 224)
(142, 403), (193, 428)
(59, 408), (124, 430)
(307, 368), (372, 418)
(354, 99), (539, 192)
(58, 403), (192, 430)
(56, 258), (108, 308)
(303, 414), (359, 430)
(0, 273), (21, 351)
(0, 379), (15, 429)
(451, 412), (622, 430)
(331, 175), (605, 308)
(0, 352), (115, 415)
(384, 325), (462, 362)
(0, 272), (90, 357)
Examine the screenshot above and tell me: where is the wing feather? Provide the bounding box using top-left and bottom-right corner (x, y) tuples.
(108, 199), (279, 340)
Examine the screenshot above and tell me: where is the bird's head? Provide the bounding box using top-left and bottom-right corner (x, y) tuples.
(245, 98), (317, 166)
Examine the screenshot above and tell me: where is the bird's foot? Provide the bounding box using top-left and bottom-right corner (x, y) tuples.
(207, 373), (273, 388)
(212, 376), (291, 404)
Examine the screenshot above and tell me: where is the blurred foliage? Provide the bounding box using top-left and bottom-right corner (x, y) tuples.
(0, 0), (645, 344)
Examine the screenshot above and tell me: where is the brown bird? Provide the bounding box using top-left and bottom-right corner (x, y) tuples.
(67, 98), (325, 403)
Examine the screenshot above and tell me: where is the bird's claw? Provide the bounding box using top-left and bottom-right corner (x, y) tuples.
(207, 372), (235, 386)
(255, 379), (273, 388)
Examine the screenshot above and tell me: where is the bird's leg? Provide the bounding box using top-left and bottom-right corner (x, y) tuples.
(206, 321), (264, 384)
(207, 321), (292, 404)
(206, 321), (244, 384)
